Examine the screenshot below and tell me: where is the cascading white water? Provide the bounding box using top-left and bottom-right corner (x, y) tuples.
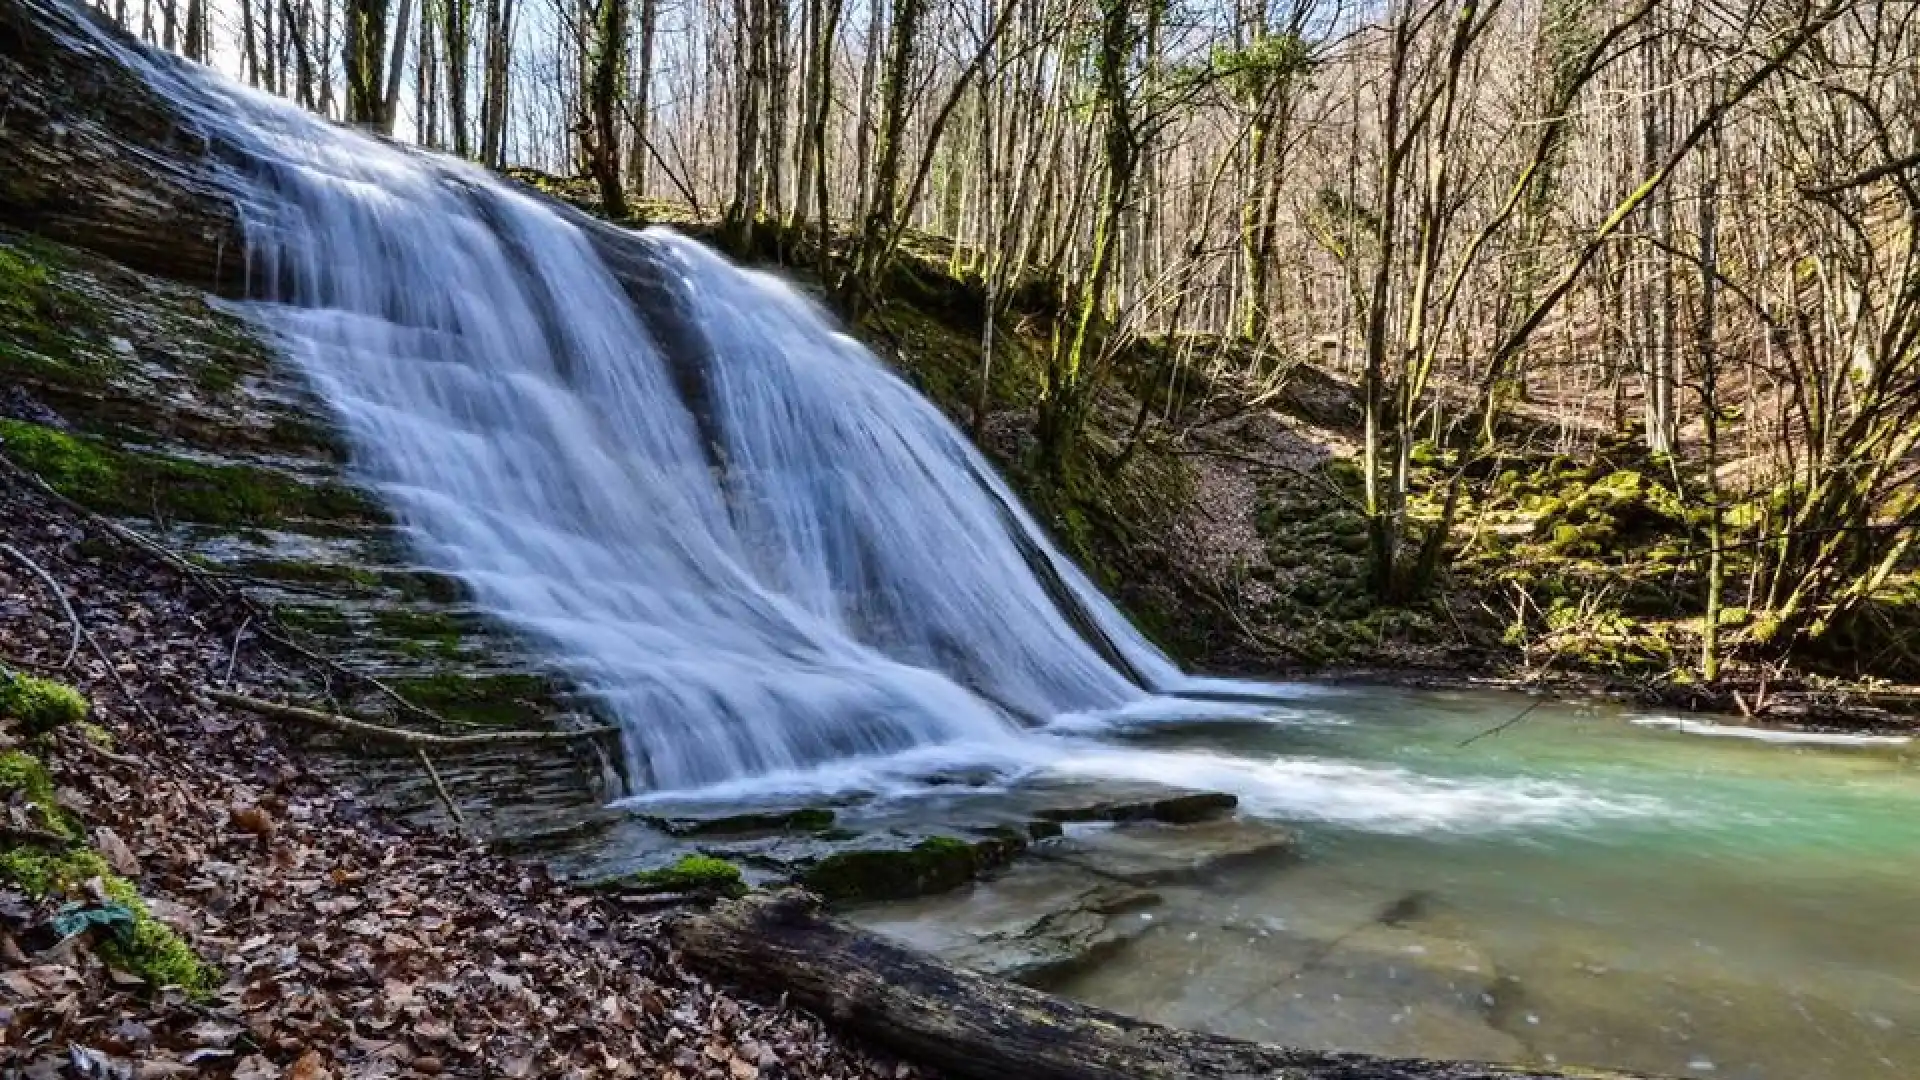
(74, 9), (1224, 791)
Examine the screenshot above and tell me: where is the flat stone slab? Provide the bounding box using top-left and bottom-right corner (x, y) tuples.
(1032, 817), (1297, 886)
(853, 858), (1164, 986)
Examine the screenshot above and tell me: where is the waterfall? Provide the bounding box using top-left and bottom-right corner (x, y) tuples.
(63, 13), (1241, 792)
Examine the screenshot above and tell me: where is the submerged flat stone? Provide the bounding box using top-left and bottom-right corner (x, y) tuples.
(1037, 790), (1238, 826)
(853, 858), (1164, 986)
(1033, 817), (1298, 886)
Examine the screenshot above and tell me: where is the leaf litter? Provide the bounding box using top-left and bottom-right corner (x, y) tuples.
(0, 469), (926, 1079)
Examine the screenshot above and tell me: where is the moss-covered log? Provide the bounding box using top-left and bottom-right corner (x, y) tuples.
(670, 890), (1662, 1080)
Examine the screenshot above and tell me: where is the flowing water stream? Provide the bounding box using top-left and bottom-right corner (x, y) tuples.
(1036, 688), (1920, 1080)
(57, 11), (1920, 1077)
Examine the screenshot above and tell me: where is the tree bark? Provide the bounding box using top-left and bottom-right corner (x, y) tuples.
(670, 890), (1663, 1080)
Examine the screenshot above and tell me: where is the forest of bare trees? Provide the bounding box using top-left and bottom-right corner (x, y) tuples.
(92, 0), (1920, 680)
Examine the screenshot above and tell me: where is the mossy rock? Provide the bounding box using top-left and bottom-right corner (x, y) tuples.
(1038, 792), (1237, 826)
(801, 833), (1026, 904)
(383, 672), (558, 728)
(0, 673), (89, 736)
(0, 418), (377, 527)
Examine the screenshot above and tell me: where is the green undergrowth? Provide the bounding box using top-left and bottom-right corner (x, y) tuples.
(0, 743), (213, 995)
(1457, 448), (1707, 675)
(0, 417), (376, 527)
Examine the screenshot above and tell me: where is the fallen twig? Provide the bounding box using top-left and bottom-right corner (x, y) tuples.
(0, 541), (83, 669)
(416, 746), (471, 837)
(223, 615), (252, 688)
(209, 689), (617, 747)
(1457, 697), (1546, 749)
(0, 538), (157, 727)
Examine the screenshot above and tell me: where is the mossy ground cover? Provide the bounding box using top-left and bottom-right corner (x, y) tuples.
(613, 854), (747, 896)
(0, 681), (214, 995)
(1, 671), (90, 735)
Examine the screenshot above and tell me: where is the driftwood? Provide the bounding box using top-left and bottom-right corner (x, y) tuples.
(208, 690), (618, 748)
(670, 890), (1660, 1080)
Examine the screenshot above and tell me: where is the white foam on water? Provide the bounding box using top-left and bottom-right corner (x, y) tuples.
(1631, 716), (1912, 747)
(1044, 747), (1668, 833)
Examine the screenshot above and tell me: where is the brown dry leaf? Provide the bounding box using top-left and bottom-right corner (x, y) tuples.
(95, 826), (141, 876)
(232, 804), (278, 838)
(286, 1050), (331, 1080)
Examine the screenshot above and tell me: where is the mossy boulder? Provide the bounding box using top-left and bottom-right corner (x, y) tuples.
(646, 806), (838, 838)
(0, 672), (89, 735)
(1038, 791), (1237, 826)
(802, 833), (1026, 904)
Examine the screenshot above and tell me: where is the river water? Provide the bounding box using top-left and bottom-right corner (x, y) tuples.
(1032, 687), (1920, 1080)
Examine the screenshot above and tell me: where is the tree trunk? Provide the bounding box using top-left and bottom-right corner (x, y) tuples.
(344, 0), (391, 127)
(442, 0), (470, 157)
(669, 891), (1662, 1080)
(582, 0), (629, 217)
(626, 0), (657, 197)
(478, 0), (514, 165)
(382, 0), (415, 134)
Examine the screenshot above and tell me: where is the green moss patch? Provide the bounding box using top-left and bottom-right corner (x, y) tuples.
(617, 854), (746, 896)
(0, 673), (89, 736)
(384, 672), (557, 728)
(0, 239), (111, 386)
(0, 749), (81, 839)
(0, 418), (377, 527)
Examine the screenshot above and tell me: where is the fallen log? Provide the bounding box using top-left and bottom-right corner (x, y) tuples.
(669, 890), (1660, 1080)
(208, 690), (618, 748)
